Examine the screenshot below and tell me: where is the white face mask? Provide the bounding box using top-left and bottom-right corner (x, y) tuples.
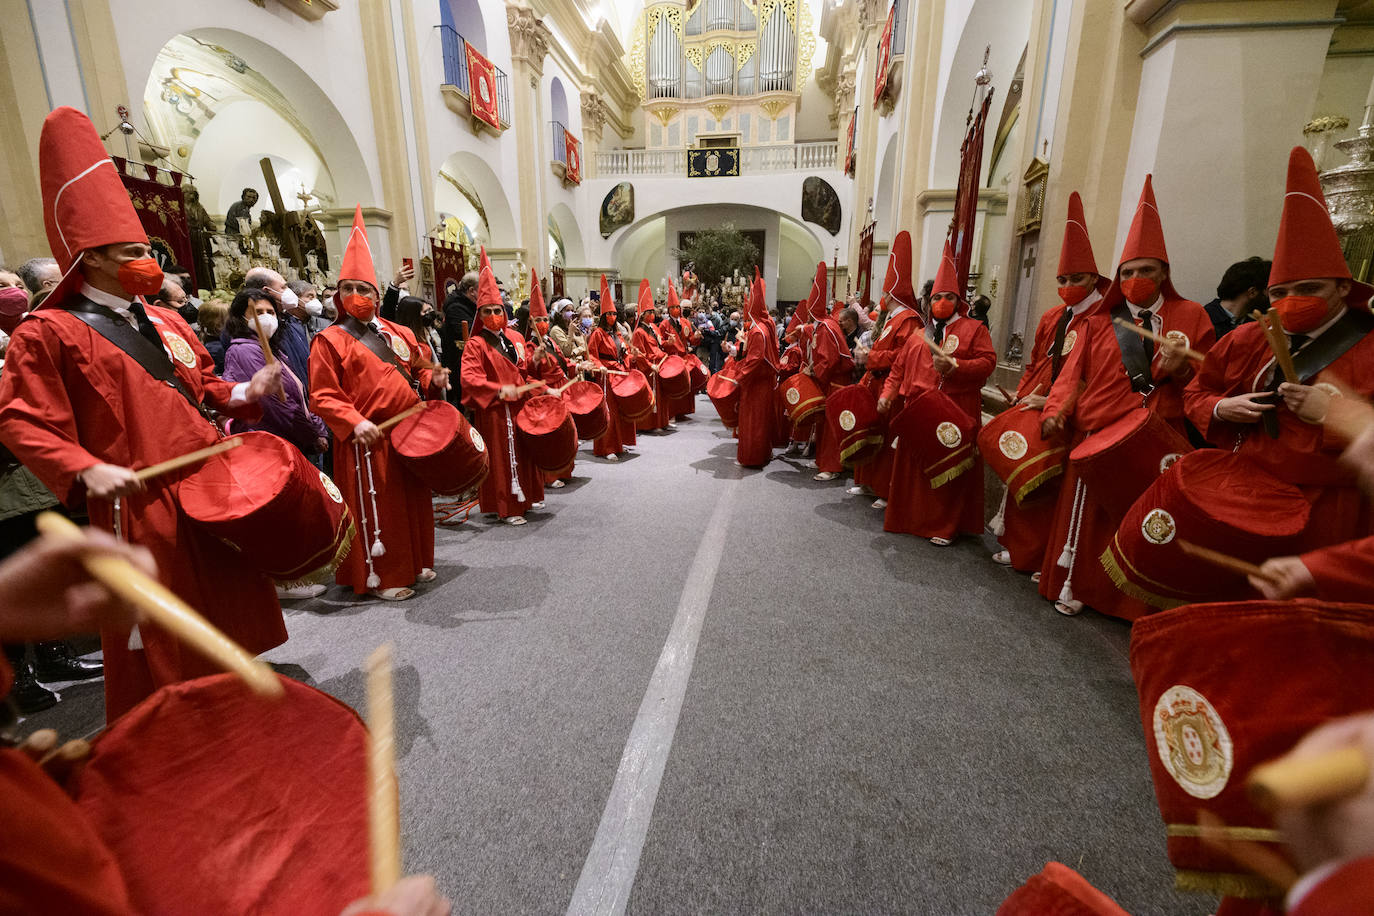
(250, 312), (279, 339)
(280, 288), (299, 307)
(304, 300), (324, 317)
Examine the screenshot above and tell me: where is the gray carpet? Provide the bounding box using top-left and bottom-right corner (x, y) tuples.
(21, 395), (1215, 915)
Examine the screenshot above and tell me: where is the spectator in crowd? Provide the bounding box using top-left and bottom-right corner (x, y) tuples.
(395, 296), (443, 366)
(289, 279), (328, 336)
(163, 264), (199, 325)
(970, 295), (992, 328)
(1204, 255), (1272, 339)
(221, 288), (329, 462)
(16, 257), (59, 297)
(150, 277), (189, 327)
(440, 271), (479, 406)
(839, 305), (862, 353)
(380, 262), (414, 322)
(0, 270), (27, 350)
(513, 305), (533, 340)
(243, 267), (311, 395)
(196, 298), (229, 374)
(577, 301), (595, 335)
(697, 304), (724, 372)
(549, 300), (585, 358)
(722, 309), (742, 357)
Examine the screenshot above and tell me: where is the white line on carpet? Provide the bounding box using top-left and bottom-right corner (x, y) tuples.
(566, 477), (740, 916)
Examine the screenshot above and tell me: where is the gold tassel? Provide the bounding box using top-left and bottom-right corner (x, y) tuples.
(928, 457), (975, 489)
(1098, 545), (1186, 610)
(1173, 869), (1285, 900)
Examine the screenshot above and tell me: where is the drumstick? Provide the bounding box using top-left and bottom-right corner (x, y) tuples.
(1249, 746), (1369, 811)
(515, 380), (547, 395)
(33, 511), (283, 697)
(1252, 310), (1299, 384)
(364, 643), (401, 894)
(459, 320), (469, 342)
(249, 312), (288, 402)
(921, 335), (950, 358)
(376, 402), (427, 434)
(995, 384), (1016, 407)
(1196, 810), (1298, 895)
(134, 437), (244, 482)
(1111, 317), (1206, 362)
(1177, 539), (1281, 586)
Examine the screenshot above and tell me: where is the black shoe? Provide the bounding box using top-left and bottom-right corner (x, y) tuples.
(7, 661), (57, 714)
(33, 641), (103, 682)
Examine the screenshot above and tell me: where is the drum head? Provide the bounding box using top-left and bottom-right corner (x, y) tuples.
(179, 432), (294, 522)
(659, 355), (686, 378)
(612, 370), (650, 398)
(1070, 408), (1150, 462)
(392, 400), (461, 460)
(565, 380), (606, 413)
(517, 395), (572, 435)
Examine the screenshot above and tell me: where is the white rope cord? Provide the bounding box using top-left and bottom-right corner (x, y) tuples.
(988, 485), (1008, 538)
(1057, 478), (1086, 603)
(113, 497), (144, 650)
(355, 440), (382, 589)
(504, 403), (526, 503)
(364, 446), (385, 558)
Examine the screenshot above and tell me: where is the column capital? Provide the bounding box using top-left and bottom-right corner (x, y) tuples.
(507, 3), (551, 78)
(581, 93), (610, 138)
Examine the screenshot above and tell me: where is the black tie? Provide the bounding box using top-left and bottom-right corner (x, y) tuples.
(128, 300), (165, 352)
(1050, 309), (1072, 379)
(1260, 334), (1311, 439)
(933, 320), (946, 346)
(1137, 309), (1154, 362)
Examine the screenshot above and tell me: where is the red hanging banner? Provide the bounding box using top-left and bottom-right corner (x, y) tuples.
(857, 221), (876, 307)
(844, 110), (857, 177)
(465, 43), (500, 129)
(874, 4), (895, 106)
(430, 237), (467, 304)
(564, 130), (582, 184)
(949, 90), (994, 291)
(113, 157), (197, 291)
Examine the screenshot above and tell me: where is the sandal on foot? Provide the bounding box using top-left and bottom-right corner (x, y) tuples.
(370, 587), (415, 601)
(416, 568), (437, 583)
(503, 516), (527, 526)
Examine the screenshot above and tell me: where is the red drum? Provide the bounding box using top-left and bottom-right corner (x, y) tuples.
(564, 379), (608, 440)
(517, 395), (579, 475)
(179, 431), (353, 587)
(686, 354), (708, 393)
(1130, 599), (1374, 899)
(890, 389), (978, 488)
(612, 369), (655, 421)
(657, 355), (691, 400)
(391, 400), (489, 496)
(1103, 451), (1311, 610)
(977, 405), (1066, 505)
(1069, 408), (1191, 518)
(706, 363), (741, 428)
(72, 673), (370, 916)
(778, 373), (826, 427)
(825, 384), (885, 467)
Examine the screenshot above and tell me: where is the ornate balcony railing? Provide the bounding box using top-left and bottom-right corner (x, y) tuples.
(438, 25), (511, 129)
(593, 141), (839, 177)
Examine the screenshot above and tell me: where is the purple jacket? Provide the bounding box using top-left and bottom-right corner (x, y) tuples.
(222, 337), (329, 456)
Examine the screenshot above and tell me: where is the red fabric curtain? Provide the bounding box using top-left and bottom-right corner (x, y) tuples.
(113, 157), (196, 291)
(564, 131), (582, 184)
(844, 111), (857, 176)
(949, 90), (993, 292)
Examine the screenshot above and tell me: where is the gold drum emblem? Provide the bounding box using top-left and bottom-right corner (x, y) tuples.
(936, 421), (962, 448)
(998, 430), (1028, 460)
(839, 410), (856, 432)
(319, 472), (344, 504)
(1153, 685), (1233, 799)
(469, 426), (486, 452)
(1142, 508), (1176, 545)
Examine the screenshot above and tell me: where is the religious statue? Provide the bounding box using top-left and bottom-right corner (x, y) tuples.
(183, 185), (217, 294)
(224, 187), (259, 235)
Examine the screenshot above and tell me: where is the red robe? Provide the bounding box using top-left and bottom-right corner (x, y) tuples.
(1299, 534), (1374, 601)
(1183, 316), (1374, 551)
(856, 307), (921, 497)
(882, 316), (996, 540)
(735, 321), (778, 467)
(0, 299), (284, 718)
(1038, 297), (1215, 616)
(460, 328), (545, 518)
(309, 318), (437, 593)
(779, 327), (811, 446)
(1289, 855), (1374, 915)
(587, 325), (636, 456)
(809, 317), (854, 474)
(997, 302), (1090, 571)
(0, 746), (133, 915)
(657, 314), (700, 417)
(631, 322), (672, 431)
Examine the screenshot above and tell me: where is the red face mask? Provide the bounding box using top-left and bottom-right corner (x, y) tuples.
(117, 257), (164, 297)
(340, 292), (375, 322)
(669, 306), (681, 318)
(1120, 276), (1159, 306)
(641, 311), (656, 324)
(1271, 295), (1333, 334)
(930, 296), (957, 320)
(0, 286), (29, 334)
(1059, 284), (1091, 306)
(481, 311), (506, 333)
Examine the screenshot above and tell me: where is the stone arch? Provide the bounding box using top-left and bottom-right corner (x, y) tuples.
(874, 132), (900, 243)
(140, 28), (375, 213)
(548, 201), (586, 266)
(441, 0), (487, 53)
(435, 149), (518, 249)
(550, 76), (569, 127)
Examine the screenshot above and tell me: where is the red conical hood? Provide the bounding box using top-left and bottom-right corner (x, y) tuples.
(1119, 174), (1169, 268)
(637, 278), (654, 315)
(39, 106), (149, 307)
(749, 276), (767, 322)
(528, 268), (547, 318)
(476, 247), (501, 307)
(1057, 191), (1100, 278)
(931, 240), (961, 299)
(883, 230), (917, 309)
(339, 206), (379, 293)
(666, 279), (680, 311)
(1270, 145), (1373, 308)
(599, 275), (616, 316)
(807, 262), (827, 320)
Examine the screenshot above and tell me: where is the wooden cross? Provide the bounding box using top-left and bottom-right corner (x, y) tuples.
(1022, 247), (1036, 278)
